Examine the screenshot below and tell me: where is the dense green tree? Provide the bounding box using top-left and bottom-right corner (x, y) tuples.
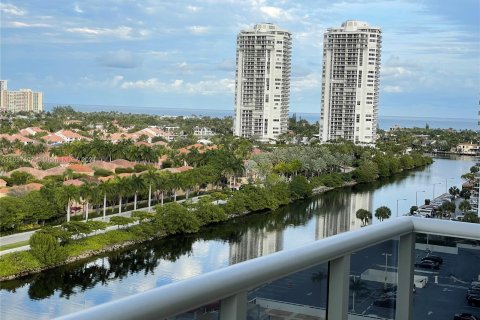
(0, 197), (26, 231)
(354, 160), (379, 183)
(29, 232), (67, 265)
(440, 201), (456, 218)
(193, 198), (228, 225)
(7, 171), (35, 186)
(155, 202), (200, 234)
(462, 212), (479, 223)
(289, 176), (312, 199)
(21, 191), (57, 225)
(110, 216), (135, 229)
(375, 206), (392, 221)
(458, 200), (472, 213)
(459, 189), (471, 200)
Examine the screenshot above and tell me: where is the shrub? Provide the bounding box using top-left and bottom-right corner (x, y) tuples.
(289, 176), (312, 199)
(29, 232), (67, 265)
(155, 202), (200, 234)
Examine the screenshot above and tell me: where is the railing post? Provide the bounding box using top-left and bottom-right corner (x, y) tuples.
(220, 292), (247, 320)
(327, 254), (350, 320)
(396, 232), (415, 320)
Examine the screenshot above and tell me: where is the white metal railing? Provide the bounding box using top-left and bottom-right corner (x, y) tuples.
(55, 217), (480, 320)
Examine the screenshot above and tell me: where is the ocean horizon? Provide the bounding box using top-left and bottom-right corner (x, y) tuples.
(44, 103), (478, 131)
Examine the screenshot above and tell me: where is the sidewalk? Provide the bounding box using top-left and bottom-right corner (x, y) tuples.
(0, 195), (203, 256)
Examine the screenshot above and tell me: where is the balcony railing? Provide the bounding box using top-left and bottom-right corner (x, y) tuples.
(56, 217), (480, 320)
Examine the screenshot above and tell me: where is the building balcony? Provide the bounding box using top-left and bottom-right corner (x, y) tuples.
(57, 217), (480, 320)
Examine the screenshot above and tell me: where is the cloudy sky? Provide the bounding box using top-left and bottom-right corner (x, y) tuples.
(1, 0), (479, 117)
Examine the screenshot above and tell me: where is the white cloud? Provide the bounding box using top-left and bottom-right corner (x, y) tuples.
(118, 77), (234, 95)
(66, 26), (133, 39)
(5, 21), (50, 28)
(0, 3), (26, 16)
(383, 85), (404, 93)
(186, 5), (201, 12)
(259, 6), (293, 20)
(187, 25), (210, 34)
(382, 66), (413, 78)
(74, 3), (84, 14)
(291, 73), (321, 92)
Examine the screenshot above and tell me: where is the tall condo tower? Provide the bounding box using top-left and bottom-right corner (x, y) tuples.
(234, 23), (292, 142)
(320, 20), (382, 144)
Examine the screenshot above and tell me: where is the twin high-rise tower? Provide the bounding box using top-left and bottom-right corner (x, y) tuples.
(234, 20), (382, 144)
(233, 23), (292, 142)
(320, 20), (382, 144)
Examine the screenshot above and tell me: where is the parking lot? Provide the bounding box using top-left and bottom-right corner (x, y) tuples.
(248, 238), (480, 319)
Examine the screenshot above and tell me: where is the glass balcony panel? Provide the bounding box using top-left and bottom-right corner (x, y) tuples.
(247, 263), (328, 319)
(169, 302), (220, 320)
(349, 239), (398, 319)
(413, 233), (480, 320)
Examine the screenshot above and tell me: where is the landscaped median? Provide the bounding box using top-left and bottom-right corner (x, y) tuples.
(0, 182), (307, 281)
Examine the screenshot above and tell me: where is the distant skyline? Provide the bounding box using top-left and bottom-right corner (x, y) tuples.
(1, 0), (479, 118)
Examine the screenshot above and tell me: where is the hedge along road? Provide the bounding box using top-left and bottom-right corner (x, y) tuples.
(0, 196), (203, 255)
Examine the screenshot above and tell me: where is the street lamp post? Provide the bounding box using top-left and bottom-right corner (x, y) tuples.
(416, 190), (425, 206)
(382, 253), (392, 288)
(445, 177), (454, 194)
(432, 182), (441, 199)
(350, 275), (361, 312)
(396, 198), (407, 217)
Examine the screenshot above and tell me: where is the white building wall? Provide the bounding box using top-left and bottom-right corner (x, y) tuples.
(320, 21), (382, 144)
(234, 23), (291, 142)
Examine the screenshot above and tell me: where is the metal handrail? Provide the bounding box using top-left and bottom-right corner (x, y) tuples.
(56, 217), (479, 320)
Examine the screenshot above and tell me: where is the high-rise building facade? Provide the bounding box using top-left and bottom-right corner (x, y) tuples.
(234, 23), (291, 142)
(320, 20), (382, 144)
(0, 80), (43, 113)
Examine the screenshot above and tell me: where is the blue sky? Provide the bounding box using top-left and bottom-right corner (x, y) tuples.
(1, 0), (479, 118)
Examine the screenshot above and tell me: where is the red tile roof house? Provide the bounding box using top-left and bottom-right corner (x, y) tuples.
(55, 130), (91, 143)
(63, 179), (85, 187)
(19, 127), (48, 136)
(0, 178), (7, 188)
(8, 167), (47, 180)
(2, 183), (44, 197)
(110, 159), (136, 168)
(86, 160), (119, 172)
(135, 127), (174, 143)
(67, 164), (95, 176)
(107, 132), (138, 144)
(0, 134), (36, 145)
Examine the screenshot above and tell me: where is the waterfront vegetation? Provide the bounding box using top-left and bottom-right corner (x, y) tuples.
(0, 150), (433, 280)
(2, 107), (476, 281)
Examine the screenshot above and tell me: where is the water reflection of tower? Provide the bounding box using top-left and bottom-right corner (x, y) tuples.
(229, 228), (284, 265)
(315, 191), (373, 240)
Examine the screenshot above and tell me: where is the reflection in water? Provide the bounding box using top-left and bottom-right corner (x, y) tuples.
(0, 157), (475, 320)
(314, 190), (372, 240)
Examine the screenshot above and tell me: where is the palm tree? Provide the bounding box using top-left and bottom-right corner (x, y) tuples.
(130, 174), (145, 211)
(142, 169), (158, 211)
(350, 277), (368, 312)
(60, 185), (80, 222)
(98, 181), (113, 220)
(375, 206), (392, 222)
(112, 176), (130, 214)
(356, 209), (372, 226)
(79, 182), (96, 221)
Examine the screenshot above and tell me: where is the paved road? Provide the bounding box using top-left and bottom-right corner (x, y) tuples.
(0, 196), (202, 255)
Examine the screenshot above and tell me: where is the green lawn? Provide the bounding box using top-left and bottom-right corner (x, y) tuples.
(0, 240), (30, 251)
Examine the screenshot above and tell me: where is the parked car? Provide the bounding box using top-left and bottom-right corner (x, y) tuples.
(454, 313), (479, 320)
(422, 255), (443, 264)
(467, 293), (480, 307)
(373, 297), (396, 308)
(415, 260), (440, 270)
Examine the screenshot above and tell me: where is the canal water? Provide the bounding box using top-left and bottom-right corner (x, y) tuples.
(0, 156), (475, 319)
